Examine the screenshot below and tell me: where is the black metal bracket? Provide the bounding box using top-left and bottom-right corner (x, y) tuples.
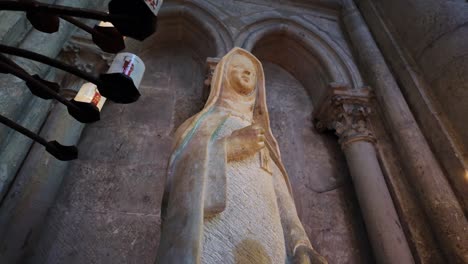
(0, 0), (160, 161)
(0, 0), (158, 42)
(0, 114), (78, 161)
(0, 44), (142, 105)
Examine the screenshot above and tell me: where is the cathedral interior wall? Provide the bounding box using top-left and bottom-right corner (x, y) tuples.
(26, 2), (375, 263)
(356, 0), (468, 211)
(0, 0), (466, 263)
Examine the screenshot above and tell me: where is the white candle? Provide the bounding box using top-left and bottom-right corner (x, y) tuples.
(143, 0), (164, 15)
(74, 83), (107, 111)
(98, 21), (114, 28)
(107, 52), (146, 89)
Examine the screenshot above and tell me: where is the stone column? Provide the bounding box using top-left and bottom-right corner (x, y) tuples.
(314, 84), (414, 264)
(342, 1), (468, 263)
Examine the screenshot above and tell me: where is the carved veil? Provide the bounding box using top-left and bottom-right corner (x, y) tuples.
(171, 47), (292, 191)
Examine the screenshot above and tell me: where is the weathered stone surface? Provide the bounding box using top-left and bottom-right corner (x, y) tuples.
(264, 63), (372, 263)
(60, 162), (165, 214)
(94, 89), (175, 133)
(0, 0), (109, 206)
(33, 48), (371, 264)
(312, 84), (415, 264)
(7, 0), (467, 263)
(0, 90), (52, 199)
(31, 45), (207, 263)
(157, 48), (329, 264)
(357, 0), (468, 213)
(77, 126), (171, 164)
(343, 1), (468, 262)
(0, 22), (76, 141)
(0, 104), (86, 264)
(265, 64), (347, 193)
(371, 106), (445, 264)
(29, 208), (160, 264)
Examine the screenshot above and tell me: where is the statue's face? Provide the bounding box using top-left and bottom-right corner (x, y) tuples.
(227, 54), (257, 95)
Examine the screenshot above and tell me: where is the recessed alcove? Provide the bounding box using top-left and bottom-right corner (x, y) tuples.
(253, 33), (329, 104)
(252, 36), (373, 262)
(30, 10), (373, 264)
(126, 11), (222, 129)
(1, 0), (465, 263)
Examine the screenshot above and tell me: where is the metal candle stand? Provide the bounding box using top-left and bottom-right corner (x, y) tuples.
(0, 0), (162, 161)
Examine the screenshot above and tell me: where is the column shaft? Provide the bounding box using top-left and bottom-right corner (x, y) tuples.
(343, 141), (414, 264)
(342, 2), (468, 263)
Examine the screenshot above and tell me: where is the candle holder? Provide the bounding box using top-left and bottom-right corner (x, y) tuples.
(99, 53), (146, 104)
(68, 83), (106, 124)
(0, 0), (163, 42)
(0, 0), (162, 160)
(0, 114), (78, 161)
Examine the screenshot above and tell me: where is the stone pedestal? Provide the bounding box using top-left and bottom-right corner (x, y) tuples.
(314, 84), (414, 264)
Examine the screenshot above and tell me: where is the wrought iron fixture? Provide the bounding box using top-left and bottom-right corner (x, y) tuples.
(0, 0), (163, 161)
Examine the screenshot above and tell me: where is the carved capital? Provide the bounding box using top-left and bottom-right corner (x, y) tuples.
(57, 31), (116, 97)
(61, 35), (115, 73)
(313, 83), (375, 148)
(203, 57), (220, 100)
(204, 57), (220, 87)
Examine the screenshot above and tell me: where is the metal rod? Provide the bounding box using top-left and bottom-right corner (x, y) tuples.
(0, 53), (28, 73)
(0, 44), (101, 85)
(0, 113), (78, 161)
(0, 0), (131, 23)
(0, 113), (48, 147)
(0, 61), (80, 112)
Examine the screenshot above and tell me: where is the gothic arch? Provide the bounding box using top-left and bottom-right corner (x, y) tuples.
(231, 18), (370, 258)
(154, 1), (233, 57)
(235, 18), (363, 103)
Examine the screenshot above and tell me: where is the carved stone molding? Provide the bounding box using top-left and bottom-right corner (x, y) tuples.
(204, 57), (220, 87)
(313, 83), (374, 148)
(203, 57), (220, 100)
(61, 32), (115, 71)
(57, 31), (115, 98)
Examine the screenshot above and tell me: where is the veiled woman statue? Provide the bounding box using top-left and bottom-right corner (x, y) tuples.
(156, 48), (327, 264)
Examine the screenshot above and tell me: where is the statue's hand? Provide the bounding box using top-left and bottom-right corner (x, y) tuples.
(226, 124), (265, 161)
(293, 245), (328, 264)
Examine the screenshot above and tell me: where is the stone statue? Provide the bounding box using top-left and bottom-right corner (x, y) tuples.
(156, 48), (327, 264)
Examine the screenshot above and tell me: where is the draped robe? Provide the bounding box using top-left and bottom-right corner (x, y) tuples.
(156, 48), (312, 264)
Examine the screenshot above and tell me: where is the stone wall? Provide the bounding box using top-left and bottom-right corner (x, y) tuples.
(26, 1), (373, 263)
(356, 0), (468, 212)
(0, 0), (109, 262)
(30, 48), (373, 264)
(365, 0), (468, 149)
(1, 0), (466, 263)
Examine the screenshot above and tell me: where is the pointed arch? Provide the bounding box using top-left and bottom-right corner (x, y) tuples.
(152, 1), (233, 57)
(235, 18), (363, 103)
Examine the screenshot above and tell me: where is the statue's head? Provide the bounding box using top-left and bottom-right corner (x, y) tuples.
(172, 48), (288, 187)
(226, 54), (258, 96)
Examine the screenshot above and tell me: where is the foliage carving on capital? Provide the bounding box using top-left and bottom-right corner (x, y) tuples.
(203, 57), (221, 100)
(204, 57), (221, 87)
(60, 32), (115, 73)
(313, 83), (375, 147)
